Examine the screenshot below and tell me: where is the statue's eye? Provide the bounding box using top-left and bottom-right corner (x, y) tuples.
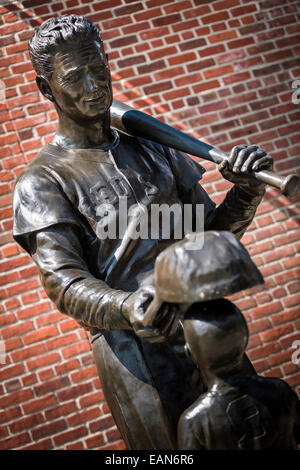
(65, 73), (80, 83)
(90, 65), (108, 80)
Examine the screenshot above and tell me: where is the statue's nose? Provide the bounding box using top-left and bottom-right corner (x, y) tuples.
(85, 72), (98, 93)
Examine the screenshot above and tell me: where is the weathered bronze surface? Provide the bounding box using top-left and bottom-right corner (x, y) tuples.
(12, 15), (284, 450)
(179, 300), (300, 450)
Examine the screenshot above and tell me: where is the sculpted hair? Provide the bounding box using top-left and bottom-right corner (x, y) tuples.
(28, 15), (102, 80)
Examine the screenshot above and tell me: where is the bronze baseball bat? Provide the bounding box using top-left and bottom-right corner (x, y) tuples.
(110, 99), (300, 198)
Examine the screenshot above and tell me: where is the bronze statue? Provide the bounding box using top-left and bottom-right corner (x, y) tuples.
(179, 298), (300, 450)
(13, 15), (275, 449)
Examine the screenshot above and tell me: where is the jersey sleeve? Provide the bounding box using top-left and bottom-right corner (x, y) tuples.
(13, 166), (81, 254)
(163, 146), (207, 196)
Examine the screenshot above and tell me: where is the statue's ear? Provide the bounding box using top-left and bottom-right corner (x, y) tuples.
(36, 76), (55, 102)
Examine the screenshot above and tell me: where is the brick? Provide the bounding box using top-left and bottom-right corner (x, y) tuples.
(45, 402), (78, 420)
(115, 2), (143, 16)
(38, 368), (54, 381)
(67, 407), (101, 427)
(110, 34), (138, 49)
(23, 325), (58, 345)
(90, 415), (115, 434)
(99, 439), (126, 450)
(2, 321), (34, 340)
(0, 389), (33, 409)
(27, 352), (60, 371)
(53, 426), (87, 446)
(58, 318), (80, 334)
(251, 301), (283, 320)
(117, 54), (145, 68)
(173, 19), (199, 33)
(92, 0), (121, 11)
(274, 231), (300, 247)
(12, 344), (45, 363)
(20, 438), (53, 450)
(211, 22), (227, 32)
(0, 432), (30, 450)
(223, 71), (251, 85)
(285, 373), (300, 388)
(6, 279), (40, 297)
(0, 406), (21, 424)
(268, 14), (297, 28)
(57, 383), (93, 402)
(197, 44), (225, 58)
(164, 1), (192, 14)
(149, 46), (177, 60)
(174, 73), (202, 87)
(106, 427), (121, 442)
(228, 37), (255, 49)
(45, 332), (78, 350)
(168, 52), (197, 66)
(85, 433), (105, 449)
(179, 38), (206, 52)
(32, 419), (67, 441)
(5, 378), (23, 394)
(208, 31), (237, 44)
(144, 81), (172, 95)
(22, 394), (57, 414)
(17, 302), (51, 320)
(9, 413), (44, 434)
(34, 376), (70, 396)
(193, 79), (220, 93)
(22, 373), (37, 387)
(67, 441), (85, 450)
(253, 359), (269, 373)
(201, 11), (229, 24)
(134, 6), (162, 22)
(154, 66), (185, 81)
(283, 292), (300, 308)
(2, 244), (19, 257)
(79, 390), (105, 408)
(140, 26), (169, 40)
(0, 311), (16, 325)
(248, 342), (281, 361)
(1, 363), (25, 381)
(152, 14), (181, 27)
(280, 332), (300, 349)
(137, 59), (166, 74)
(70, 364), (98, 384)
(203, 65), (233, 79)
(261, 324), (294, 343)
(212, 0), (239, 10)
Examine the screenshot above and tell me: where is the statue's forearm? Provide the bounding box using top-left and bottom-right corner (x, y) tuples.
(30, 224), (132, 331)
(205, 184), (265, 240)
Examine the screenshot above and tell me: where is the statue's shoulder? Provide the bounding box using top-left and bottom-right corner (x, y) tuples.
(14, 144), (65, 199)
(118, 130), (166, 157)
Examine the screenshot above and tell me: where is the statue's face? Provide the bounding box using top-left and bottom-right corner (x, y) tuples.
(49, 40), (112, 121)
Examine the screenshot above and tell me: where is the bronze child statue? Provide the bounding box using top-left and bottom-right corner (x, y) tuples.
(13, 15), (274, 449)
(179, 299), (300, 450)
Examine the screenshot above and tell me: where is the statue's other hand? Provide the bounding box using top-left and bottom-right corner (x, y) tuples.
(122, 286), (180, 343)
(218, 144), (273, 190)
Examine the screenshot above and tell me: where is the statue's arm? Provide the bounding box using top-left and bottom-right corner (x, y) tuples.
(204, 184), (265, 240)
(29, 223), (133, 331)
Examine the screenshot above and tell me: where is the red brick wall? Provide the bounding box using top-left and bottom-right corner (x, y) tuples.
(0, 0), (300, 450)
